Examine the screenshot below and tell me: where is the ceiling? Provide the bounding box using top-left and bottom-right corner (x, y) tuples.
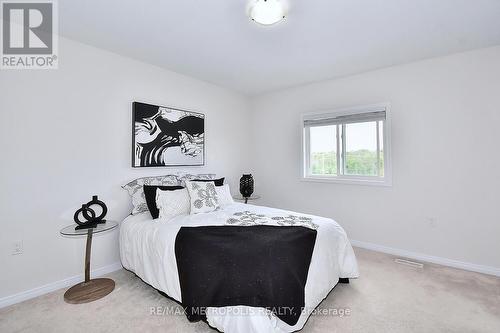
(59, 0), (500, 96)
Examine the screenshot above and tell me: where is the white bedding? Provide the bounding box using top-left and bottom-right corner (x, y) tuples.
(119, 203), (359, 333)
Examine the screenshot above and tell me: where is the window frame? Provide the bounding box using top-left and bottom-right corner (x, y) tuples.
(301, 103), (392, 186)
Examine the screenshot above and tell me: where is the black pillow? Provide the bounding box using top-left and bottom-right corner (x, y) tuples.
(191, 177), (225, 186)
(143, 185), (184, 219)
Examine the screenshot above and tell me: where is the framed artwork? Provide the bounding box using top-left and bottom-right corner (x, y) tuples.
(132, 102), (205, 167)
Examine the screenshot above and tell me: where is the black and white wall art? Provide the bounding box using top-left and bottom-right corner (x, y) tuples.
(132, 102), (205, 167)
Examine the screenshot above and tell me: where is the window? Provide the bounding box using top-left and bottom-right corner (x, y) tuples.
(302, 104), (391, 186)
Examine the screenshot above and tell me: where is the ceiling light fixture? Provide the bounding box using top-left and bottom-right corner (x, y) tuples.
(248, 0), (287, 26)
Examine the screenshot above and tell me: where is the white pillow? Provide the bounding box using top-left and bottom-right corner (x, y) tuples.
(185, 181), (220, 214)
(216, 184), (234, 207)
(156, 188), (190, 220)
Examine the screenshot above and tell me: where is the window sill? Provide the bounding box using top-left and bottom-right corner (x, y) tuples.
(301, 175), (392, 187)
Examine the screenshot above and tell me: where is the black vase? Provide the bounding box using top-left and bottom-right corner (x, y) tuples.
(239, 174), (254, 198)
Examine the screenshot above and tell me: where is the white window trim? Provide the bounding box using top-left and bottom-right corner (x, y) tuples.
(301, 103), (392, 187)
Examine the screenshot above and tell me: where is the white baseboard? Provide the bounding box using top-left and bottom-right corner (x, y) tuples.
(350, 240), (500, 277)
(0, 262), (123, 309)
(2, 242), (499, 309)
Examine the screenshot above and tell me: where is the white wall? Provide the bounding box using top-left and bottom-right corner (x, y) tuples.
(250, 46), (500, 271)
(2, 37), (499, 304)
(0, 37), (251, 299)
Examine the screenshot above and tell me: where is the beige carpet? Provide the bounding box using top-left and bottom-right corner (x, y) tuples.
(1, 248), (499, 333)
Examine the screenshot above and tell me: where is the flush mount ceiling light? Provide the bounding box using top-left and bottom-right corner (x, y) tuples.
(248, 0), (288, 26)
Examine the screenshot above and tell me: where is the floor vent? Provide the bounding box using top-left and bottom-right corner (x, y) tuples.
(394, 258), (424, 269)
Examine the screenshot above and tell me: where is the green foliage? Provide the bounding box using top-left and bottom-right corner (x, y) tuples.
(311, 150), (384, 176)
(345, 149), (378, 176)
(311, 152), (337, 175)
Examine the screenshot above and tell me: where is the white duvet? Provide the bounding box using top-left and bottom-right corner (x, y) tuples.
(119, 203), (359, 333)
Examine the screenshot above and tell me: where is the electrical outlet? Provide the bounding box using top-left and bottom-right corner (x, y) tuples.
(12, 240), (23, 255)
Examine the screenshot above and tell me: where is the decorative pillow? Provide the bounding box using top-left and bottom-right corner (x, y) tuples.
(122, 175), (180, 215)
(144, 185), (184, 219)
(177, 173), (216, 186)
(156, 188), (191, 221)
(216, 184), (234, 207)
(185, 181), (220, 214)
(192, 177), (225, 186)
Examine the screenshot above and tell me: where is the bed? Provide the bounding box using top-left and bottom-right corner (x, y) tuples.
(119, 202), (359, 333)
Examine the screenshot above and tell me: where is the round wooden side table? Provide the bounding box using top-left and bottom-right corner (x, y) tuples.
(60, 220), (118, 304)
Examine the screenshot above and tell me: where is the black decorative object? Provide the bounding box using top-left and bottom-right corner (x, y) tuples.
(73, 195), (108, 230)
(239, 174), (254, 200)
(132, 102), (205, 167)
(85, 195), (108, 222)
(73, 205), (96, 230)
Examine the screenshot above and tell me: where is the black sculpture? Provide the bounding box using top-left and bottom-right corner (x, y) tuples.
(239, 174), (254, 198)
(73, 195), (108, 230)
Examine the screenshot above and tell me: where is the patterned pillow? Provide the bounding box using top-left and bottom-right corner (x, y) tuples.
(185, 181), (220, 214)
(156, 188), (191, 221)
(178, 173), (216, 186)
(122, 175), (180, 214)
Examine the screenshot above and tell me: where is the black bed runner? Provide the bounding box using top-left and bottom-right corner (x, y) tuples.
(175, 225), (317, 326)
